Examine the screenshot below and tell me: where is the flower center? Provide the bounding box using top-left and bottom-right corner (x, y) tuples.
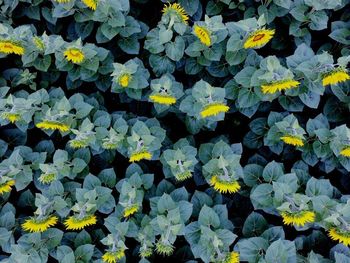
(253, 33), (265, 41)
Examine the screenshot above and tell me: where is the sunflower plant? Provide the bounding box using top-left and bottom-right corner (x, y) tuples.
(160, 138), (198, 181)
(199, 140), (243, 195)
(111, 58), (150, 100)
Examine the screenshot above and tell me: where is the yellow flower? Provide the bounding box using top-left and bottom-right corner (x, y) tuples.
(222, 251), (240, 263)
(0, 40), (25, 55)
(102, 250), (125, 263)
(64, 48), (85, 64)
(261, 79), (300, 94)
(193, 25), (211, 46)
(0, 180), (15, 195)
(129, 150), (152, 162)
(328, 227), (350, 246)
(322, 69), (350, 86)
(243, 29), (275, 49)
(281, 210), (315, 227)
(139, 247), (153, 258)
(210, 175), (241, 194)
(280, 135), (304, 147)
(69, 139), (88, 149)
(64, 214), (97, 230)
(149, 94), (177, 105)
(102, 141), (118, 150)
(200, 103), (229, 118)
(38, 173), (57, 184)
(22, 215), (58, 233)
(162, 2), (189, 25)
(1, 112), (20, 123)
(123, 204), (139, 217)
(36, 120), (70, 132)
(155, 241), (174, 256)
(118, 74), (132, 88)
(175, 170), (192, 181)
(82, 0), (98, 10)
(340, 147), (350, 157)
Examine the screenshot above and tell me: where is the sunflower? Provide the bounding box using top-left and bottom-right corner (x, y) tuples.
(193, 25), (211, 46)
(129, 150), (152, 162)
(139, 246), (153, 258)
(162, 2), (189, 25)
(222, 251), (240, 263)
(210, 175), (241, 194)
(38, 173), (57, 184)
(175, 170), (192, 181)
(82, 0), (98, 10)
(340, 147), (350, 157)
(64, 48), (85, 64)
(261, 79), (300, 94)
(64, 214), (97, 230)
(149, 94), (177, 105)
(36, 120), (70, 132)
(243, 29), (275, 49)
(280, 135), (304, 147)
(155, 240), (174, 256)
(281, 210), (315, 227)
(118, 73), (132, 88)
(322, 69), (350, 86)
(1, 112), (20, 123)
(328, 227), (350, 246)
(69, 139), (89, 149)
(22, 215), (58, 232)
(102, 141), (118, 150)
(0, 180), (15, 195)
(123, 204), (139, 217)
(200, 103), (229, 118)
(102, 250), (125, 263)
(0, 40), (25, 55)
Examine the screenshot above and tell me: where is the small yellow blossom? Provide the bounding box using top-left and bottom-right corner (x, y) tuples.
(82, 0), (98, 10)
(102, 250), (125, 263)
(281, 210), (315, 227)
(222, 251), (240, 263)
(175, 170), (192, 181)
(210, 175), (241, 194)
(243, 29), (275, 49)
(280, 135), (304, 147)
(36, 120), (70, 132)
(69, 139), (88, 149)
(328, 227), (350, 246)
(322, 69), (350, 86)
(200, 103), (229, 118)
(193, 25), (211, 46)
(261, 79), (300, 94)
(155, 241), (174, 256)
(118, 74), (132, 88)
(22, 215), (58, 232)
(0, 180), (15, 195)
(340, 147), (350, 157)
(1, 112), (20, 123)
(162, 3), (189, 25)
(64, 48), (85, 64)
(0, 40), (25, 55)
(64, 214), (97, 230)
(129, 150), (152, 162)
(38, 173), (57, 184)
(149, 94), (177, 105)
(123, 204), (139, 217)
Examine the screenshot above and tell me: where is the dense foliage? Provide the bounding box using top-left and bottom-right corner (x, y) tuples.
(0, 0), (350, 262)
